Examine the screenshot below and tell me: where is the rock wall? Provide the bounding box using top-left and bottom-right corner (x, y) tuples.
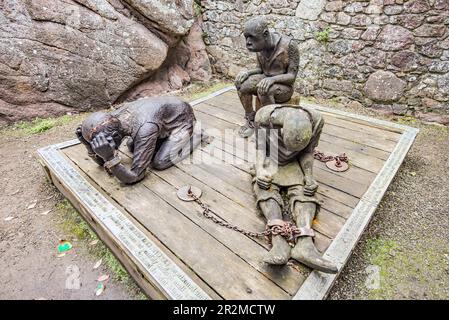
(0, 0), (211, 123)
(201, 0), (449, 124)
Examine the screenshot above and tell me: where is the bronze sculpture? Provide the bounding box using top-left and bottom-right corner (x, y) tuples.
(235, 16), (299, 138)
(252, 104), (338, 274)
(76, 97), (202, 184)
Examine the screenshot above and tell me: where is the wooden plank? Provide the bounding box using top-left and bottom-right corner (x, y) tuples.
(314, 233), (332, 253)
(202, 136), (370, 211)
(165, 146), (349, 245)
(195, 103), (244, 126)
(195, 112), (381, 197)
(194, 111), (364, 217)
(294, 126), (419, 300)
(38, 143), (215, 300)
(203, 99), (246, 116)
(140, 161), (308, 295)
(215, 89), (406, 139)
(319, 133), (390, 161)
(314, 167), (369, 199)
(64, 145), (291, 300)
(322, 125), (397, 153)
(313, 209), (346, 239)
(317, 140), (385, 174)
(119, 139), (343, 292)
(315, 161), (376, 187)
(318, 193), (354, 219)
(312, 108), (406, 134)
(196, 102), (390, 169)
(179, 154), (255, 203)
(320, 115), (401, 142)
(222, 155), (361, 209)
(205, 97), (401, 143)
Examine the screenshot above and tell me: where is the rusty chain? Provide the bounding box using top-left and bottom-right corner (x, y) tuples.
(186, 188), (302, 245)
(184, 150), (349, 244)
(313, 149), (349, 169)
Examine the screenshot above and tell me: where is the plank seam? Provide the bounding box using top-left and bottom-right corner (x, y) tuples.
(190, 86), (236, 107)
(39, 86), (419, 300)
(37, 144), (212, 300)
(292, 126), (418, 300)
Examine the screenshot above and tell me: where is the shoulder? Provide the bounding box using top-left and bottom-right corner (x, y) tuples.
(134, 122), (159, 141)
(300, 106), (323, 130)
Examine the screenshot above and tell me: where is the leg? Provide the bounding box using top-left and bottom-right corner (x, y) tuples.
(290, 201), (338, 274)
(258, 83), (294, 106)
(151, 127), (201, 170)
(253, 183), (291, 265)
(258, 199), (291, 265)
(236, 74), (266, 138)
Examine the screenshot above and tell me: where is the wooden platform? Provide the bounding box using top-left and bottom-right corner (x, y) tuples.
(37, 87), (418, 300)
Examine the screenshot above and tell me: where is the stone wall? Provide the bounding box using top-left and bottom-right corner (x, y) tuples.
(200, 0), (449, 124)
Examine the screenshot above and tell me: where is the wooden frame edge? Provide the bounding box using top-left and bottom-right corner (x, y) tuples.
(37, 86), (419, 300)
(293, 126), (418, 300)
(37, 143), (212, 300)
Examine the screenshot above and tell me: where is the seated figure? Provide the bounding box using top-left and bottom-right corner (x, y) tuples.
(76, 97), (202, 185)
(235, 16), (299, 138)
(252, 104), (338, 274)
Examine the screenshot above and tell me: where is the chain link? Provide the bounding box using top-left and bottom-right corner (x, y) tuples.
(186, 188), (302, 245)
(185, 150), (349, 244)
(313, 149), (348, 168)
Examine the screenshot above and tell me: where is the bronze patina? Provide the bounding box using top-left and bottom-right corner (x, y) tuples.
(252, 104), (338, 274)
(235, 16), (299, 138)
(76, 97), (203, 185)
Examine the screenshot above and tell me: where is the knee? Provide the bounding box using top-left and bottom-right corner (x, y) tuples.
(237, 76), (260, 94)
(236, 80), (252, 94)
(151, 159), (172, 171)
(266, 85), (283, 97)
(269, 85), (294, 103)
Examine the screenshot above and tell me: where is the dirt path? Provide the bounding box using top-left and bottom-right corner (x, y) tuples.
(0, 89), (447, 300)
(0, 82), (226, 300)
(323, 102), (449, 300)
(0, 117), (143, 300)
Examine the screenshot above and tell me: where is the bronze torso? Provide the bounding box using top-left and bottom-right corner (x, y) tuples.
(257, 33), (293, 77)
(112, 96), (196, 141)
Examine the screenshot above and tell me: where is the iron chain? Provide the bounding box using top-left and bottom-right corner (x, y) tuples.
(313, 149), (349, 168)
(186, 188), (302, 245)
(185, 150), (349, 244)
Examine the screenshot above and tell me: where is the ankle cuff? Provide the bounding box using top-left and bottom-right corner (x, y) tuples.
(297, 227), (315, 238)
(267, 219), (285, 227)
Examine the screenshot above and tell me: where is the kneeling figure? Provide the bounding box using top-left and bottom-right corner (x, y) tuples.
(76, 97), (202, 185)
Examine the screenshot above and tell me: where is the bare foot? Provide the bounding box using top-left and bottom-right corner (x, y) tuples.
(291, 237), (338, 274)
(263, 235), (291, 265)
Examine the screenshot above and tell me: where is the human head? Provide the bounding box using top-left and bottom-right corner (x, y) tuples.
(243, 16), (270, 52)
(81, 112), (123, 148)
(255, 105), (312, 151)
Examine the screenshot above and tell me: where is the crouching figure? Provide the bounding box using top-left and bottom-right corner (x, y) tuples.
(235, 16), (299, 138)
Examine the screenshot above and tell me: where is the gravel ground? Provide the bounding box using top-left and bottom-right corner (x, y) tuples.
(324, 100), (449, 300)
(0, 116), (144, 299)
(0, 85), (447, 300)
